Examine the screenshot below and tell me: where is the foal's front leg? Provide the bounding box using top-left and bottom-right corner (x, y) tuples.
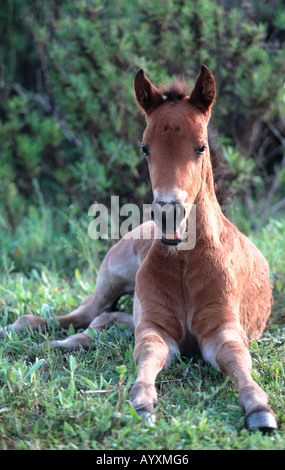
(201, 325), (278, 431)
(130, 323), (178, 422)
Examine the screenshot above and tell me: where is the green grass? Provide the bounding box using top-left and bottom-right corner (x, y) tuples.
(0, 207), (284, 450)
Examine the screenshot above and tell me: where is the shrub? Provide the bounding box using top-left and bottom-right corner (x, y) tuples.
(0, 0), (284, 229)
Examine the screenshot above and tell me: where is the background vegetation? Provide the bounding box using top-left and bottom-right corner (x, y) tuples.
(0, 0), (284, 450)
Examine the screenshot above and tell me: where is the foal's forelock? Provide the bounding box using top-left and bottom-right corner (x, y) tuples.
(159, 78), (190, 102)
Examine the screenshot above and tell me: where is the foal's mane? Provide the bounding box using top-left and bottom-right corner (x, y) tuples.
(159, 79), (229, 210)
(160, 78), (190, 102)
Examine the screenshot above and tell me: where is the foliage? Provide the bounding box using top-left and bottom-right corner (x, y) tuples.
(0, 0), (285, 232)
(0, 205), (284, 449)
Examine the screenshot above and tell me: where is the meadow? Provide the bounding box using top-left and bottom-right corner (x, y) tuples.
(0, 204), (284, 450)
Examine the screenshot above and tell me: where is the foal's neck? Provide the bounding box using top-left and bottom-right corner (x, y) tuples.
(195, 157), (224, 245)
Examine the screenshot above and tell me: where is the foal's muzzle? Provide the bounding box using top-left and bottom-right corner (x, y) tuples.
(150, 202), (186, 245)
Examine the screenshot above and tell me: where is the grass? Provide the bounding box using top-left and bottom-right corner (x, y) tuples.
(0, 205), (284, 450)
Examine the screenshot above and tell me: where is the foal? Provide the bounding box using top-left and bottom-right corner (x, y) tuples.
(0, 66), (277, 431)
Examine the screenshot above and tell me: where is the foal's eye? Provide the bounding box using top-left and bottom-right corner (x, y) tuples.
(195, 144), (207, 155)
(141, 142), (149, 157)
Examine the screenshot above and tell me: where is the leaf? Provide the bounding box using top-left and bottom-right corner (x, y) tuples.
(276, 279), (283, 292)
(25, 359), (46, 381)
(69, 355), (76, 373)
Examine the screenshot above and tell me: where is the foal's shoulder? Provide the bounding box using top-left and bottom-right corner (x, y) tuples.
(222, 216), (269, 269)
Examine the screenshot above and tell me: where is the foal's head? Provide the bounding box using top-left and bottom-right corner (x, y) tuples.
(134, 65), (216, 245)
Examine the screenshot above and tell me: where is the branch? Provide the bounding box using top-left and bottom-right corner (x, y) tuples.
(257, 120), (285, 225)
(263, 198), (285, 217)
(265, 151), (285, 208)
(0, 80), (85, 152)
(0, 80), (52, 113)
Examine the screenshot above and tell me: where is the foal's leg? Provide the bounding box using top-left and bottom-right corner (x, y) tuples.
(49, 311), (135, 350)
(0, 292), (107, 340)
(130, 321), (178, 422)
(201, 325), (278, 431)
(0, 237), (140, 342)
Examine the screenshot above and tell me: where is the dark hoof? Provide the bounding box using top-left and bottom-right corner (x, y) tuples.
(246, 411), (278, 433)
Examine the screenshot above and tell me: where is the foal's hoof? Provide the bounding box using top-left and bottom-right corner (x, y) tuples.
(137, 410), (157, 426)
(246, 411), (278, 433)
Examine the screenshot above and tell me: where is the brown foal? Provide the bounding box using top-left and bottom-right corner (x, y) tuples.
(0, 66), (278, 432)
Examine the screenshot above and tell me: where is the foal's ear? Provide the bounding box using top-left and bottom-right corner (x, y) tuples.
(189, 65), (216, 116)
(134, 69), (164, 116)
